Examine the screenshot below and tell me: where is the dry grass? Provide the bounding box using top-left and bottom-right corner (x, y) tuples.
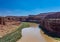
(0, 22), (30, 42)
(28, 22), (39, 27)
(0, 21), (21, 38)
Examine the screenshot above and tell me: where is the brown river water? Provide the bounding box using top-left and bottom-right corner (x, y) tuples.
(17, 27), (46, 42)
(17, 23), (60, 42)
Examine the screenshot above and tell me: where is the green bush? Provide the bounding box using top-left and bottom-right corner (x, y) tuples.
(0, 22), (30, 42)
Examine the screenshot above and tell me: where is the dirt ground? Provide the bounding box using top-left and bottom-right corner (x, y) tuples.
(0, 21), (21, 38)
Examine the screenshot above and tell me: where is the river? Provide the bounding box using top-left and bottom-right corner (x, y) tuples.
(17, 26), (46, 42)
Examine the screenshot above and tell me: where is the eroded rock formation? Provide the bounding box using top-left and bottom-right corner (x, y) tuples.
(41, 12), (60, 37)
(0, 17), (5, 25)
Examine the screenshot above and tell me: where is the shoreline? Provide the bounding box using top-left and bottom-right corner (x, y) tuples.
(40, 29), (60, 42)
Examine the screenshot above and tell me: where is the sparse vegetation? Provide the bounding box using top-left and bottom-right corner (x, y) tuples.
(55, 38), (60, 41)
(0, 22), (30, 42)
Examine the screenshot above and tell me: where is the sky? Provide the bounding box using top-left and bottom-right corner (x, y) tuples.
(0, 0), (60, 16)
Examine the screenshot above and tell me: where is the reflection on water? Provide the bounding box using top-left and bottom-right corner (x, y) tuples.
(18, 27), (46, 42)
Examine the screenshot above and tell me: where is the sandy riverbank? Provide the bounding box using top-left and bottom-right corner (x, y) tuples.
(40, 30), (60, 42)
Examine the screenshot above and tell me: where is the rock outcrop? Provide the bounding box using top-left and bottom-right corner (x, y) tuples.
(0, 17), (5, 25)
(43, 12), (60, 37)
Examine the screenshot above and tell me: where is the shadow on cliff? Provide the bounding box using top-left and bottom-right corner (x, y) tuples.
(39, 24), (60, 38)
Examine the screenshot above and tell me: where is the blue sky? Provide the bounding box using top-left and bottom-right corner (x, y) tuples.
(0, 0), (60, 16)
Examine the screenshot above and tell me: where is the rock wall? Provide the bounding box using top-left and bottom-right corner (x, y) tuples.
(43, 12), (60, 37)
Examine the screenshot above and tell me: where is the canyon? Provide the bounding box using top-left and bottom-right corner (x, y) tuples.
(0, 12), (60, 37)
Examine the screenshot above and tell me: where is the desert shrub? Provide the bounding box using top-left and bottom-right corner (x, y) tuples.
(0, 22), (30, 42)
